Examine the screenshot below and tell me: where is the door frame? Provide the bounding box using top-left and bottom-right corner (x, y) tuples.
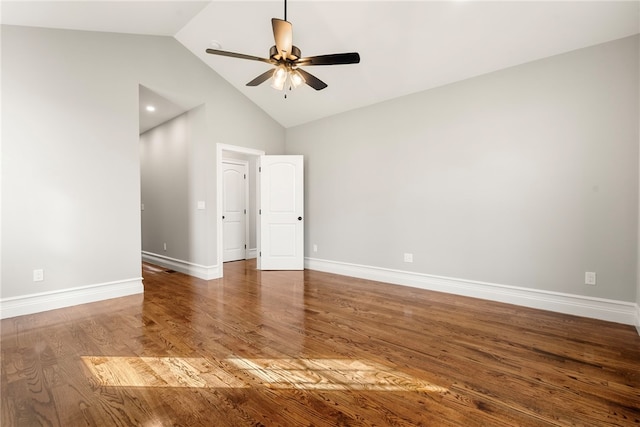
(216, 143), (265, 278)
(221, 159), (250, 262)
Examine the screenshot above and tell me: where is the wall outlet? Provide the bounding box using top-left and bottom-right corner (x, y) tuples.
(313, 244), (318, 253)
(33, 269), (44, 282)
(404, 253), (413, 263)
(163, 243), (167, 251)
(585, 271), (597, 286)
(197, 201), (206, 210)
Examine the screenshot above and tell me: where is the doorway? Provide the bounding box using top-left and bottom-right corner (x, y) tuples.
(216, 144), (265, 277)
(222, 159), (249, 262)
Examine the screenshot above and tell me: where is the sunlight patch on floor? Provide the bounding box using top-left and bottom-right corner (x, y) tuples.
(228, 358), (449, 392)
(82, 356), (448, 393)
(82, 356), (247, 388)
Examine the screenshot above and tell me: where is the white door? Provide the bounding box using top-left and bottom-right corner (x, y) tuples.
(258, 155), (304, 270)
(222, 161), (247, 262)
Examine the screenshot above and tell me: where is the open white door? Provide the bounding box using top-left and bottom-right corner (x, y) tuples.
(258, 155), (304, 270)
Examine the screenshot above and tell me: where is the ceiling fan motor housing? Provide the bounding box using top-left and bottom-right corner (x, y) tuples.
(270, 45), (301, 62)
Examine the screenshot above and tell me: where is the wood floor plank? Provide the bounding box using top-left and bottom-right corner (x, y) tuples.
(2, 260), (639, 426)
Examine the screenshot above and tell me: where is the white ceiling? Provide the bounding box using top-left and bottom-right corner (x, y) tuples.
(1, 1), (210, 36)
(2, 1), (639, 129)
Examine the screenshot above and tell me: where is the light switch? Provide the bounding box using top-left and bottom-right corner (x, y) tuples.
(197, 201), (206, 210)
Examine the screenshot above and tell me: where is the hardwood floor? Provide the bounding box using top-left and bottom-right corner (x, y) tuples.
(2, 260), (639, 426)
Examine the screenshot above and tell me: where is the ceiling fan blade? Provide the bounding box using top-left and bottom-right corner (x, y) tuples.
(296, 68), (328, 91)
(246, 69), (274, 87)
(206, 48), (273, 64)
(272, 18), (293, 59)
(296, 52), (360, 66)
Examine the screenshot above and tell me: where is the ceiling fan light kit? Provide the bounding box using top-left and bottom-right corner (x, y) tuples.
(205, 0), (360, 94)
(271, 66), (288, 90)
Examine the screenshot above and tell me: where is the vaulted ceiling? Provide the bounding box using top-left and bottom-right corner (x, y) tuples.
(3, 1), (639, 128)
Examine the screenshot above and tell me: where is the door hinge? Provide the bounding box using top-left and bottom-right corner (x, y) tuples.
(244, 174), (246, 179)
(259, 209), (261, 215)
(244, 244), (247, 249)
(259, 251), (261, 257)
(244, 209), (246, 214)
(259, 167), (262, 172)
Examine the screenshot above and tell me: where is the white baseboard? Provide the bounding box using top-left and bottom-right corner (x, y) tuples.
(142, 251), (220, 280)
(305, 257), (638, 328)
(0, 277), (143, 319)
(247, 248), (257, 259)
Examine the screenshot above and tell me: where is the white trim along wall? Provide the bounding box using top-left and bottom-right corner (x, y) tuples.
(0, 278), (143, 319)
(142, 251), (219, 280)
(306, 257), (640, 329)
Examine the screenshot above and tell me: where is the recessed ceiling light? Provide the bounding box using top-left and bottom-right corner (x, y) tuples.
(146, 105), (156, 112)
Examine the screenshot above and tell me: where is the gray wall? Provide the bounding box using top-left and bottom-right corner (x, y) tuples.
(140, 106), (205, 264)
(1, 25), (284, 300)
(287, 35), (639, 302)
(140, 111), (260, 263)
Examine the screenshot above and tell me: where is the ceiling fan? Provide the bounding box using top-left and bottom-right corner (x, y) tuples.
(205, 0), (360, 93)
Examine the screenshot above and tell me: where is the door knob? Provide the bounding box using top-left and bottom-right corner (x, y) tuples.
(298, 216), (302, 221)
